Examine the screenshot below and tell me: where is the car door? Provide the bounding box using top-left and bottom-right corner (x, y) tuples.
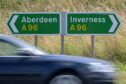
(0, 39), (46, 84)
(0, 56), (54, 84)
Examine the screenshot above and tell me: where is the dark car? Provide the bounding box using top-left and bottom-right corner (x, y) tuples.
(0, 34), (116, 84)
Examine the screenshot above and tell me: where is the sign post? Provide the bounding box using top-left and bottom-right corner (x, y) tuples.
(91, 35), (95, 57)
(7, 12), (121, 57)
(34, 35), (38, 47)
(67, 13), (120, 57)
(60, 12), (67, 54)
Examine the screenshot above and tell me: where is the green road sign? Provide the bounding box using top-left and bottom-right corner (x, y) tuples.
(7, 13), (60, 35)
(67, 13), (120, 35)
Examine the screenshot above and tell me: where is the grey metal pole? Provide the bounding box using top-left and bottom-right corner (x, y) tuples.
(61, 35), (64, 54)
(34, 35), (38, 47)
(60, 12), (66, 55)
(91, 35), (95, 57)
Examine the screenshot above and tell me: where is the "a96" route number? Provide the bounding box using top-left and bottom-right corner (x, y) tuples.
(22, 24), (38, 32)
(70, 24), (87, 31)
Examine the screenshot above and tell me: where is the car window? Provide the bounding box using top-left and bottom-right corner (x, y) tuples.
(0, 41), (18, 56)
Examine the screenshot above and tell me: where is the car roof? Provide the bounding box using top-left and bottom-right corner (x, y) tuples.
(0, 34), (17, 40)
(0, 34), (26, 47)
(0, 34), (14, 37)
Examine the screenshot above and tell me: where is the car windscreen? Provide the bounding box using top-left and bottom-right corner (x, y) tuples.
(0, 36), (48, 55)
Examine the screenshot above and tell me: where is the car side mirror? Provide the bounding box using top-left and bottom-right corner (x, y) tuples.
(16, 48), (34, 56)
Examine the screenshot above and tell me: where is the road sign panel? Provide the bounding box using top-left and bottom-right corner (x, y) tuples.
(67, 13), (120, 35)
(7, 12), (121, 35)
(7, 13), (60, 35)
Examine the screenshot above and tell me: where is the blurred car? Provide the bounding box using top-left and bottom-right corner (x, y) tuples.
(0, 34), (116, 84)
